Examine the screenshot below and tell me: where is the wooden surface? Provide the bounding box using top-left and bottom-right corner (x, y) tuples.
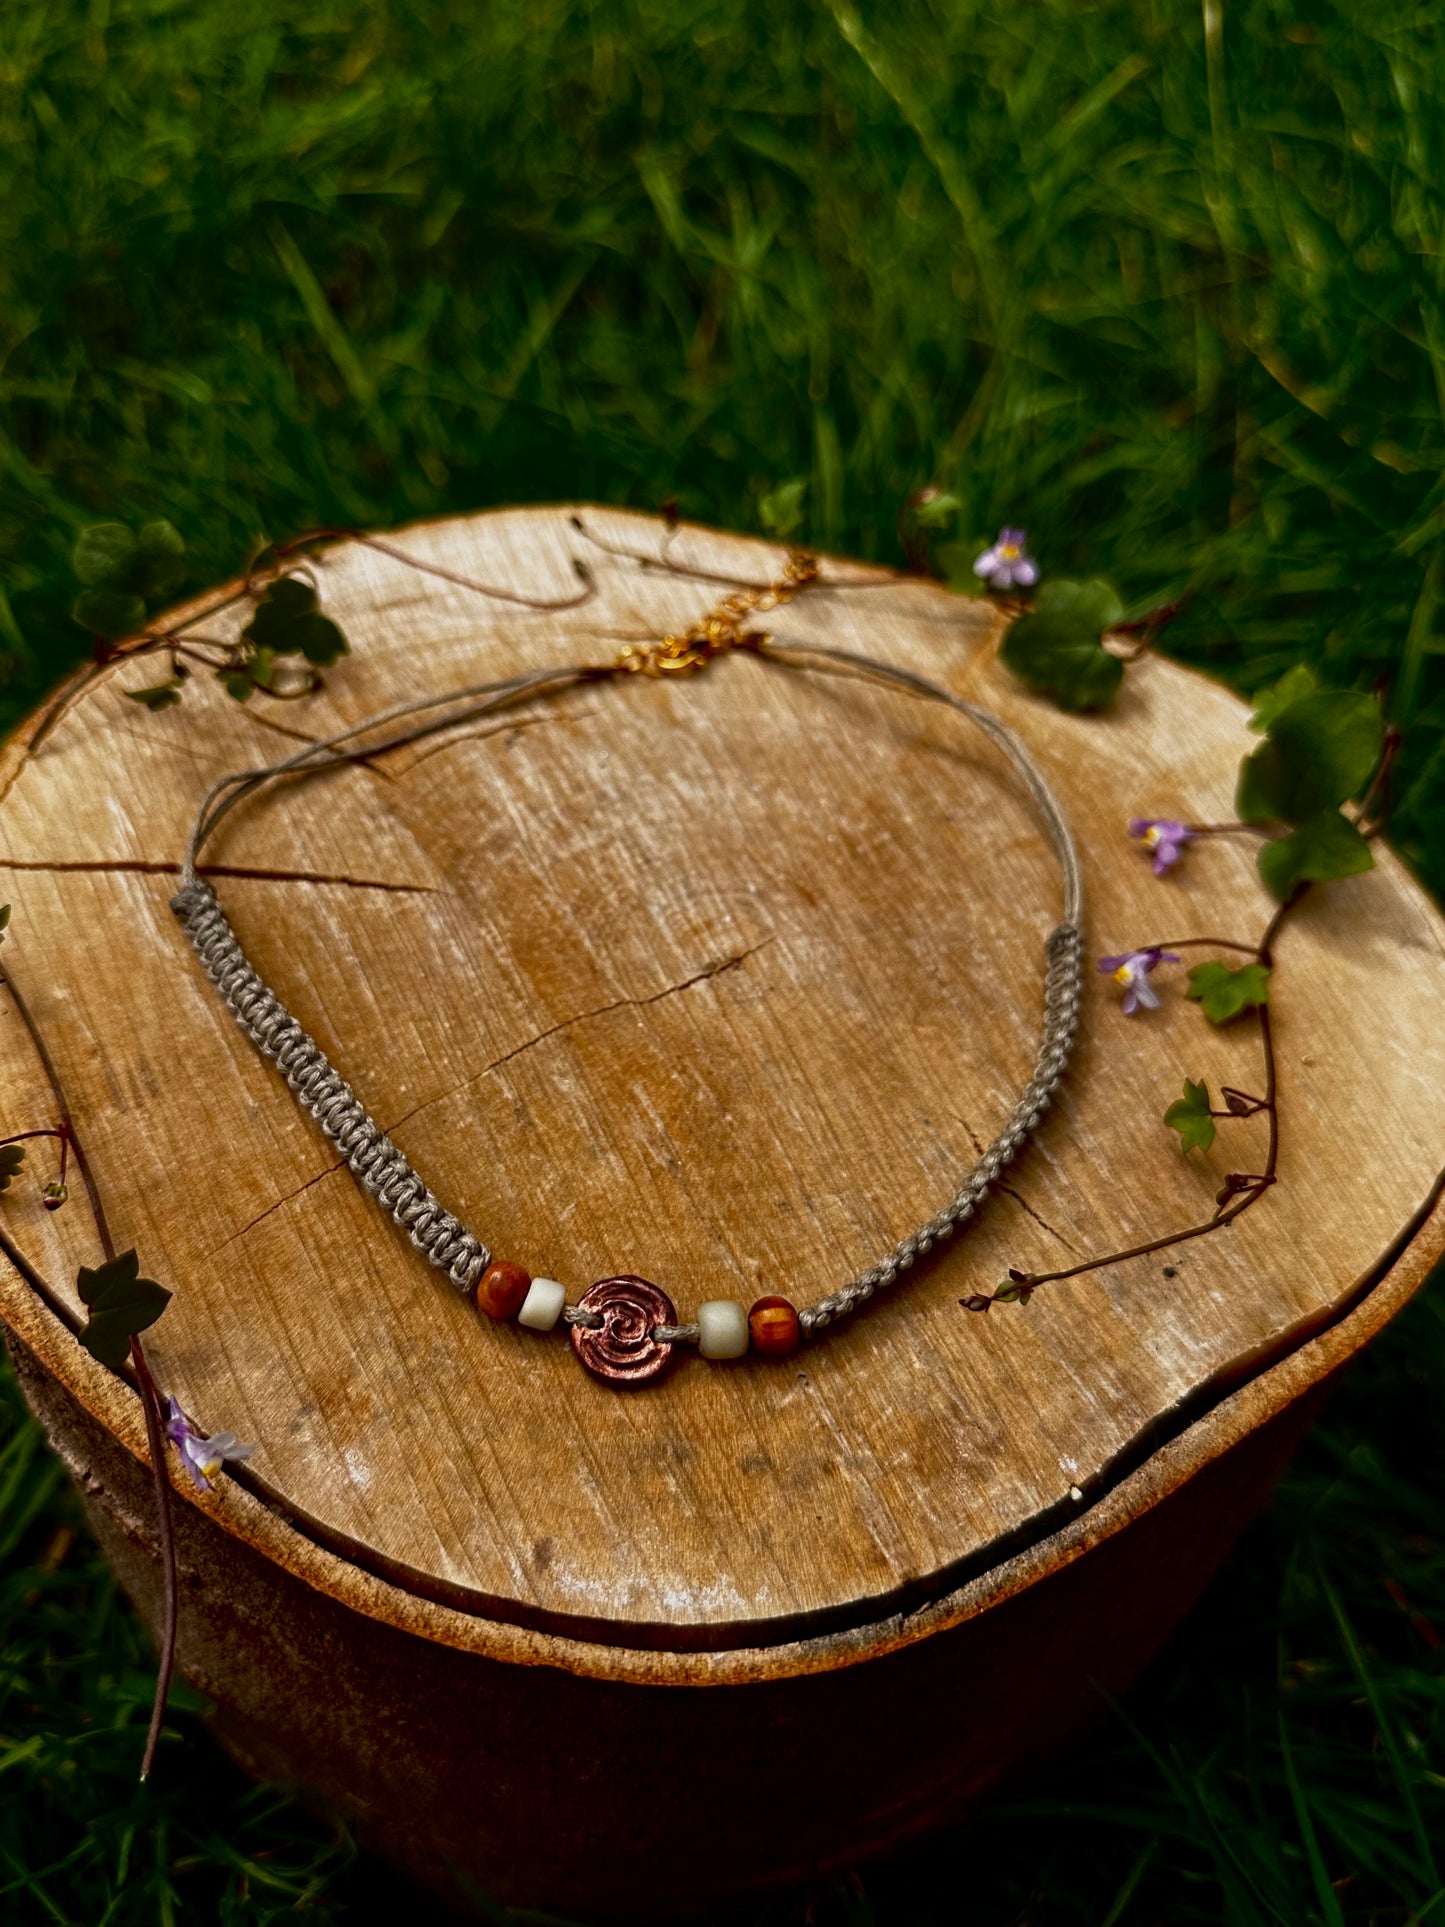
(0, 506), (1442, 1651)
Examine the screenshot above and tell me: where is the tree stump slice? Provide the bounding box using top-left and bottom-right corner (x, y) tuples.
(1, 507), (1441, 1915)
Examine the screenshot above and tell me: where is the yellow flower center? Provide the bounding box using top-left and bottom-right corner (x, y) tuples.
(998, 542), (1020, 561)
(1112, 962), (1134, 985)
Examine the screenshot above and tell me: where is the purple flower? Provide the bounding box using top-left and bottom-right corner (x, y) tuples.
(973, 527), (1039, 592)
(1129, 818), (1195, 876)
(1098, 947), (1180, 1015)
(165, 1397), (255, 1491)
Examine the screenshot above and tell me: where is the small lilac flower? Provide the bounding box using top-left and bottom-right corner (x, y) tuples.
(165, 1397), (255, 1491)
(973, 527), (1039, 592)
(1097, 947), (1180, 1015)
(1129, 817), (1195, 876)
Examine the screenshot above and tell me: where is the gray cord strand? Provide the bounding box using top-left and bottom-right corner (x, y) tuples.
(754, 638), (1084, 1333)
(171, 641), (1083, 1338)
(173, 670), (591, 1299)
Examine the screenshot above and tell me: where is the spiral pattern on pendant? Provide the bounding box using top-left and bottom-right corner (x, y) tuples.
(570, 1276), (678, 1385)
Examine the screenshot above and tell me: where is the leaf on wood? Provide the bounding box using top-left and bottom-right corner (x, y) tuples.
(1247, 663), (1318, 733)
(1256, 807), (1375, 902)
(217, 667), (255, 702)
(1236, 688), (1382, 825)
(0, 1143), (25, 1190)
(0, 901), (9, 944)
(1164, 1077), (1217, 1153)
(76, 1249), (172, 1369)
(994, 1277), (1034, 1305)
(1185, 960), (1272, 1025)
(242, 576), (349, 667)
(124, 681), (183, 711)
(999, 579), (1125, 712)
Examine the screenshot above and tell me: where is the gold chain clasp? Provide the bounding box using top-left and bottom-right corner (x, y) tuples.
(612, 548), (819, 676)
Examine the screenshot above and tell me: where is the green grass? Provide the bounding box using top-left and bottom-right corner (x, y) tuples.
(1, 0), (1444, 1919)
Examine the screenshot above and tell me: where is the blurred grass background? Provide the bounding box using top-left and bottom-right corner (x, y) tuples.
(1, 0), (1444, 1920)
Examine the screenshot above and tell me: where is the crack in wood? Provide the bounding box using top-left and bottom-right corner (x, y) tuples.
(398, 705), (600, 777)
(206, 938), (775, 1257)
(0, 857), (434, 894)
(237, 708), (396, 780)
(423, 937), (775, 1110)
(953, 1111), (1078, 1253)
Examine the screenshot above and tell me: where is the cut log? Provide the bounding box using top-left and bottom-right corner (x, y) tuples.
(1, 508), (1440, 1916)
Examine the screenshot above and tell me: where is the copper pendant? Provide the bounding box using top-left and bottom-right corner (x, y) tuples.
(571, 1276), (677, 1386)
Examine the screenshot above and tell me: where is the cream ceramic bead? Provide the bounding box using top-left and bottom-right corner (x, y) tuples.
(697, 1299), (749, 1360)
(517, 1277), (567, 1332)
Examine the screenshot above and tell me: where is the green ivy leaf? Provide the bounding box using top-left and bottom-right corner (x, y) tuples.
(72, 587), (148, 638)
(76, 1249), (171, 1369)
(0, 1143), (25, 1191)
(1247, 663), (1318, 733)
(1236, 689), (1382, 825)
(758, 479), (808, 537)
(242, 576), (349, 668)
(999, 579), (1125, 712)
(73, 518), (184, 593)
(910, 489), (961, 530)
(935, 538), (980, 590)
(124, 681), (183, 711)
(135, 519), (186, 594)
(218, 668), (255, 702)
(1186, 960), (1272, 1025)
(71, 519), (185, 635)
(73, 522), (141, 588)
(1164, 1078), (1217, 1154)
(1257, 808), (1375, 902)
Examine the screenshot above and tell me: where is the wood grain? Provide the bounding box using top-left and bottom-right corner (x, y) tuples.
(0, 506), (1441, 1651)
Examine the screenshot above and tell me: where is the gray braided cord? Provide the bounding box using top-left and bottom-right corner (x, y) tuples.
(798, 920), (1083, 1333)
(171, 878), (490, 1295)
(171, 635), (1085, 1343)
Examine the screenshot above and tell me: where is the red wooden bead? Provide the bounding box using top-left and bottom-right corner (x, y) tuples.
(749, 1295), (800, 1357)
(476, 1260), (532, 1322)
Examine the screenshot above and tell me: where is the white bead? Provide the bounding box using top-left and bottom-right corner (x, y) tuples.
(697, 1299), (749, 1360)
(518, 1277), (567, 1332)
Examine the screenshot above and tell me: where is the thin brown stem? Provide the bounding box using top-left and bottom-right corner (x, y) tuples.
(1001, 898), (1294, 1299)
(1142, 935), (1262, 956)
(1357, 725), (1402, 838)
(1186, 821), (1270, 839)
(0, 1127), (66, 1149)
(23, 661), (108, 762)
(0, 958), (176, 1781)
(567, 511), (898, 594)
(270, 526), (597, 612)
(1005, 1179), (1274, 1292)
(2, 964), (114, 1255)
(1112, 597), (1188, 641)
(570, 512), (782, 587)
(130, 1337), (176, 1781)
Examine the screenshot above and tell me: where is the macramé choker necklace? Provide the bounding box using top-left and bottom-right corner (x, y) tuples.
(171, 551), (1085, 1387)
